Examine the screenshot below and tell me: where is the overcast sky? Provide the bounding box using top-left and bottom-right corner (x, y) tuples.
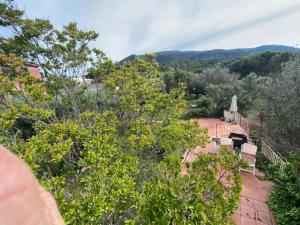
(14, 0), (300, 60)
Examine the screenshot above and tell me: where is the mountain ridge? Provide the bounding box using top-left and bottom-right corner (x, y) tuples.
(121, 44), (300, 63)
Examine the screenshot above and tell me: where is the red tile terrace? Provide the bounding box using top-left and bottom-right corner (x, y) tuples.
(184, 118), (276, 225)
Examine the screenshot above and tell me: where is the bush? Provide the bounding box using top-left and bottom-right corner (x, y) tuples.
(194, 95), (214, 107)
(184, 94), (198, 100)
(255, 150), (272, 172)
(269, 183), (300, 225)
(265, 154), (300, 225)
(182, 95), (219, 120)
(181, 108), (210, 120)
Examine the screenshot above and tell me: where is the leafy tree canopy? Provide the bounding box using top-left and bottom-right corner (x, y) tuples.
(0, 2), (244, 224)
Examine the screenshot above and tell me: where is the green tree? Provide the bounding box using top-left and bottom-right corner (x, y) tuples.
(261, 56), (300, 152)
(87, 50), (116, 82)
(21, 111), (139, 224)
(234, 72), (271, 117)
(266, 153), (300, 225)
(1, 54), (243, 224)
(1, 1), (108, 118)
(161, 67), (194, 92)
(205, 84), (238, 116)
(0, 2), (243, 224)
(229, 51), (294, 77)
(0, 54), (54, 145)
(187, 65), (239, 96)
(138, 146), (242, 225)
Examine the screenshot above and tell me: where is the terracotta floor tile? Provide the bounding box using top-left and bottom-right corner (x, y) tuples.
(254, 200), (270, 213)
(257, 192), (269, 201)
(256, 221), (269, 225)
(192, 119), (277, 225)
(241, 215), (256, 225)
(256, 210), (272, 225)
(233, 213), (241, 225)
(241, 205), (255, 219)
(241, 196), (255, 208)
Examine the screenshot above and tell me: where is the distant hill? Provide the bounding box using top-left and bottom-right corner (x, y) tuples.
(121, 45), (300, 64)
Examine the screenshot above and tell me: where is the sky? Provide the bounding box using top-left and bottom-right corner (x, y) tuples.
(12, 0), (300, 60)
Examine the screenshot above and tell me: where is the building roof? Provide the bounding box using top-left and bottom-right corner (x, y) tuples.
(26, 65), (42, 79)
(0, 64), (42, 79)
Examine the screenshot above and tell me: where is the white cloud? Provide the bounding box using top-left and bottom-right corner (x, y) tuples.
(14, 0), (300, 60)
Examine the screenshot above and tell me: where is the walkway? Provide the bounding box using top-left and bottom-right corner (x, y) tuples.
(234, 171), (276, 225)
(187, 118), (276, 225)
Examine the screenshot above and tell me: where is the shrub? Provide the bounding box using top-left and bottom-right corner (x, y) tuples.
(266, 153), (300, 225)
(181, 108), (210, 120)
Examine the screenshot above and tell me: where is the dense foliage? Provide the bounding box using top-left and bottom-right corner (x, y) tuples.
(138, 146), (242, 225)
(0, 1), (243, 224)
(229, 51), (294, 77)
(160, 50), (300, 154)
(155, 28), (300, 225)
(257, 152), (300, 225)
(259, 57), (300, 152)
(162, 66), (269, 118)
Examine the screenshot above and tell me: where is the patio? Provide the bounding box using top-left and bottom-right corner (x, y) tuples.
(235, 171), (275, 225)
(186, 118), (276, 225)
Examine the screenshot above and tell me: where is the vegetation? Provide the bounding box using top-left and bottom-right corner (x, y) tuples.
(254, 57), (300, 224)
(121, 45), (299, 71)
(229, 51), (294, 77)
(162, 65), (269, 118)
(1, 1), (299, 225)
(0, 1), (244, 224)
(259, 57), (300, 152)
(178, 54), (300, 225)
(160, 51), (300, 154)
(256, 152), (300, 225)
(153, 25), (300, 225)
(268, 153), (300, 225)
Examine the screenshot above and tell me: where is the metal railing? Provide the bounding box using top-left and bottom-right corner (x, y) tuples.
(239, 115), (251, 137)
(260, 139), (287, 171)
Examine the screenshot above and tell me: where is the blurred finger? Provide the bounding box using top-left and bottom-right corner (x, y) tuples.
(0, 145), (64, 225)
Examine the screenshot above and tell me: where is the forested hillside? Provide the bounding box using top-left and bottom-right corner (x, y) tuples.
(122, 45), (299, 65)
